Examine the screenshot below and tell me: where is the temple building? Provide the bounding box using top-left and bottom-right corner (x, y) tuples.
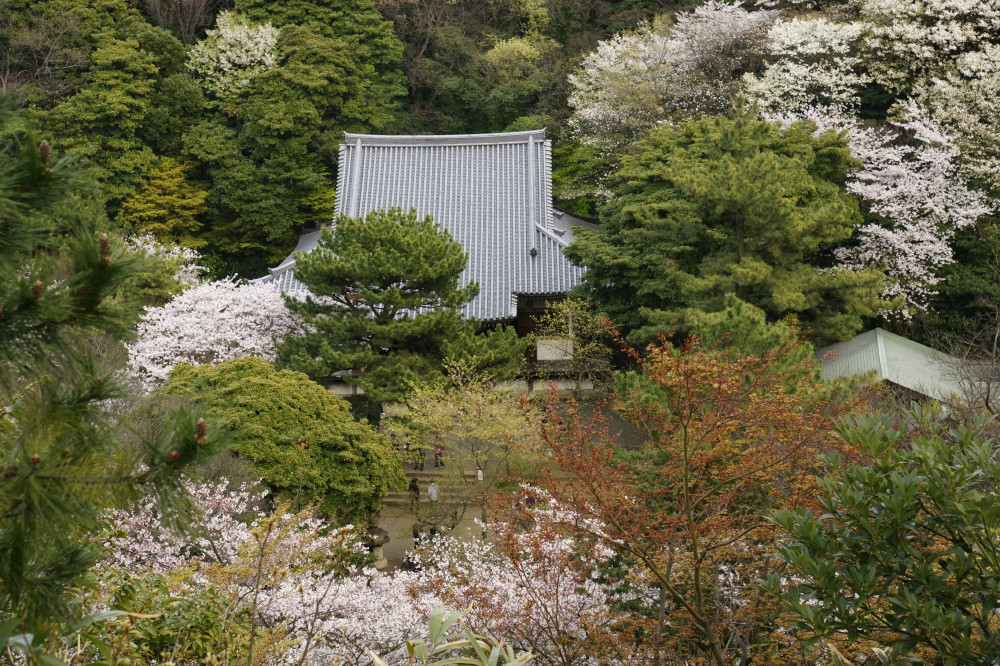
(257, 129), (594, 332)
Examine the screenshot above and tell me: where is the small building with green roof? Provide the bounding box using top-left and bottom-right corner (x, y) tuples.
(815, 328), (965, 403)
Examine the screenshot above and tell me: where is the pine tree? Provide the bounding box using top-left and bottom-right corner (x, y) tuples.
(0, 103), (224, 653)
(277, 208), (524, 404)
(566, 100), (886, 345)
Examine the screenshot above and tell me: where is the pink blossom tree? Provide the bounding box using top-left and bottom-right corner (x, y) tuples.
(418, 491), (640, 665)
(769, 104), (994, 314)
(100, 480), (437, 665)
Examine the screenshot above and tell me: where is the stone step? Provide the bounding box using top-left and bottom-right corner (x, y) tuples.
(382, 496), (470, 507)
(401, 468), (480, 481)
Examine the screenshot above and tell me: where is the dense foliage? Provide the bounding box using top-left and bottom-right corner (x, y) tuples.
(566, 102), (883, 345)
(161, 357), (405, 522)
(771, 407), (1000, 663)
(0, 104), (226, 652)
(6, 0), (1000, 662)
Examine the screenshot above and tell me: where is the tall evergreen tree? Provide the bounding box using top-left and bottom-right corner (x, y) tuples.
(566, 101), (886, 345)
(0, 104), (224, 652)
(277, 208), (525, 404)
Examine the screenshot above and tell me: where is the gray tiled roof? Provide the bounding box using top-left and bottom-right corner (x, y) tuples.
(256, 130), (585, 321)
(815, 328), (964, 402)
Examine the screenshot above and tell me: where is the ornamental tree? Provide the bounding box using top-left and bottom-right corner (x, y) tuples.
(857, 0), (1000, 95)
(775, 104), (995, 314)
(566, 101), (884, 345)
(917, 43), (1000, 189)
(743, 17), (870, 115)
(185, 11), (279, 102)
(770, 407), (1000, 663)
(160, 357), (405, 522)
(277, 208), (526, 404)
(128, 277), (303, 391)
(97, 481), (435, 665)
(524, 337), (853, 664)
(567, 2), (777, 147)
(418, 501), (630, 665)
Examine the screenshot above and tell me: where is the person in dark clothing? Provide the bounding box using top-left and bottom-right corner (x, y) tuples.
(408, 478), (419, 511)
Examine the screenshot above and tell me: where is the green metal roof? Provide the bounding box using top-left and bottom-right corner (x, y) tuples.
(815, 328), (965, 402)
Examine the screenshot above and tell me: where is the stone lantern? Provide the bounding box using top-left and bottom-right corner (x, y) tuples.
(361, 513), (389, 570)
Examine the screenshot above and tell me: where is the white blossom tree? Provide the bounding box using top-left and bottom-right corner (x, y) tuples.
(102, 478), (265, 573)
(743, 17), (869, 114)
(100, 480), (434, 665)
(567, 2), (777, 146)
(858, 0), (1000, 93)
(417, 496), (632, 666)
(125, 233), (207, 289)
(186, 10), (279, 101)
(915, 44), (1000, 188)
(99, 480), (633, 664)
(128, 278), (304, 390)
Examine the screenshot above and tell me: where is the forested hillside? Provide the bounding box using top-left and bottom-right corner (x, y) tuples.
(3, 0), (997, 345)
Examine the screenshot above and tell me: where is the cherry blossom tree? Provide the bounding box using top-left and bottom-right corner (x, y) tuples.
(98, 477), (645, 664)
(857, 0), (1000, 94)
(128, 278), (304, 390)
(101, 478), (265, 574)
(743, 17), (869, 115)
(567, 2), (777, 146)
(418, 495), (642, 665)
(100, 481), (437, 665)
(186, 10), (279, 101)
(769, 104), (994, 314)
(125, 233), (207, 289)
(916, 43), (1000, 188)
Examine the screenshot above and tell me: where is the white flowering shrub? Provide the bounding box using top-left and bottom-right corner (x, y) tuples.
(186, 11), (279, 100)
(128, 278), (304, 390)
(568, 2), (777, 145)
(744, 18), (869, 114)
(770, 104), (994, 314)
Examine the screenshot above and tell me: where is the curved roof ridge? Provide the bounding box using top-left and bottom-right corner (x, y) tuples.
(342, 129), (546, 146)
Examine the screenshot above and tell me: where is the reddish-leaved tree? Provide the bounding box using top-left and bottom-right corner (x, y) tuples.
(520, 335), (857, 664)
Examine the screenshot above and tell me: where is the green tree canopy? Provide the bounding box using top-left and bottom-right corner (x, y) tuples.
(118, 157), (207, 247)
(277, 208), (525, 403)
(181, 18), (403, 267)
(161, 357), (405, 523)
(43, 37), (160, 205)
(566, 102), (885, 346)
(770, 406), (1000, 663)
